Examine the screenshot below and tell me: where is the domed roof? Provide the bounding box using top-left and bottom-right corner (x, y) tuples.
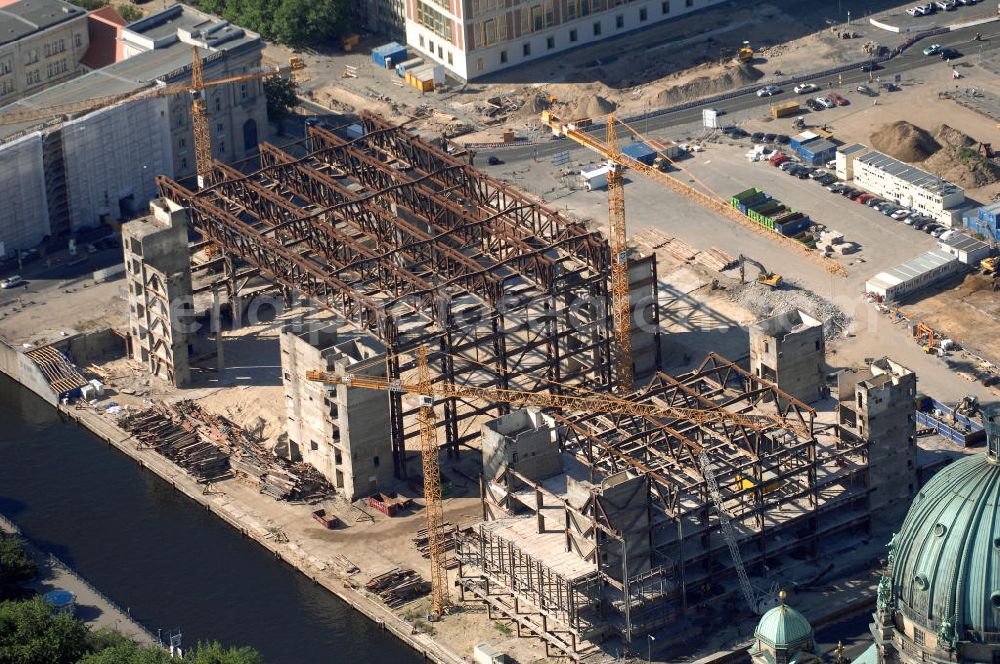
(754, 601), (814, 650)
(890, 451), (1000, 637)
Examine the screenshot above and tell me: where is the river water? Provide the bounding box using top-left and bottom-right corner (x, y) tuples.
(0, 374), (420, 664)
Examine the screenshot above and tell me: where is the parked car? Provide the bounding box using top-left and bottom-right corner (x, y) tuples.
(865, 197), (884, 207)
(827, 93), (849, 106)
(827, 183), (846, 192)
(857, 85), (877, 96)
(809, 169), (829, 180)
(806, 98), (825, 112)
(487, 155), (504, 165)
(795, 168), (811, 179)
(911, 218), (928, 230)
(1, 275), (25, 289)
(860, 62), (881, 72)
(940, 48), (961, 60)
(854, 192), (872, 203)
(923, 223), (942, 234)
(841, 187), (860, 198)
(779, 160), (799, 171)
(794, 82), (819, 94)
(814, 173), (837, 185)
(906, 6), (922, 15)
(939, 229), (957, 241)
(931, 226), (948, 237)
(756, 85), (782, 97)
(923, 43), (943, 56)
(775, 134), (790, 144)
(752, 132), (765, 142)
(815, 96), (835, 109)
(934, 1), (955, 10)
(891, 209), (912, 220)
(764, 133), (777, 143)
(882, 82), (901, 92)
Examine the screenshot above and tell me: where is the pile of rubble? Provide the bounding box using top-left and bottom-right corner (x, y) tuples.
(119, 400), (333, 501)
(729, 281), (851, 339)
(815, 230), (859, 257)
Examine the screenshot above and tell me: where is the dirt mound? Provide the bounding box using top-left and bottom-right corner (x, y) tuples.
(655, 63), (763, 106)
(869, 121), (940, 162)
(566, 95), (617, 119)
(933, 124), (976, 149)
(923, 146), (1000, 189)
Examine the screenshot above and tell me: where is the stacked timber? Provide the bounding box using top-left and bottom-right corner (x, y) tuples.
(365, 568), (430, 607)
(694, 247), (737, 272)
(659, 238), (697, 262)
(412, 523), (459, 568)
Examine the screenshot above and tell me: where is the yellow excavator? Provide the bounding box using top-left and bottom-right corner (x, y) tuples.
(737, 41), (754, 63)
(739, 254), (783, 289)
(981, 256), (998, 275)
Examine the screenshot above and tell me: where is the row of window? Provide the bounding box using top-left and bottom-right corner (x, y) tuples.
(417, 34), (456, 65)
(0, 79), (13, 96)
(473, 0), (692, 66)
(417, 0), (454, 41)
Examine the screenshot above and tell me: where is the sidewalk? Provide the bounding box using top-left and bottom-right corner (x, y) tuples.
(0, 514), (157, 645)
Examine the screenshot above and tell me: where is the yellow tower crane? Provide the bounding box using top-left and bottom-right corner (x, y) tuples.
(540, 112), (848, 280)
(0, 48), (305, 187)
(306, 347), (809, 617)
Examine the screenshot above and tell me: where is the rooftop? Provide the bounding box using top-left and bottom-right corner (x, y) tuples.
(0, 0), (84, 47)
(941, 232), (990, 255)
(856, 150), (962, 197)
(867, 249), (957, 290)
(0, 3), (260, 143)
(837, 143), (867, 155)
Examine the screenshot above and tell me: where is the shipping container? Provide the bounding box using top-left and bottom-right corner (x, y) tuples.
(621, 141), (657, 166)
(580, 165), (610, 191)
(798, 139), (837, 166)
(790, 131), (818, 150)
(395, 57), (423, 76)
(372, 41), (408, 69)
(770, 101), (799, 118)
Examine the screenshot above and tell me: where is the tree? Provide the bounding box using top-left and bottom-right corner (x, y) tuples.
(271, 0), (351, 48)
(186, 641), (263, 664)
(77, 640), (172, 664)
(0, 536), (38, 590)
(0, 597), (90, 664)
(263, 76), (298, 131)
(115, 4), (143, 22)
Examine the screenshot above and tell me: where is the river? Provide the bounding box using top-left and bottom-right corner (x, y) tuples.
(0, 374), (420, 664)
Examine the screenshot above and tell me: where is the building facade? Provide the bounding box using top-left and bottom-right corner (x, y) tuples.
(865, 249), (961, 302)
(962, 201), (999, 243)
(354, 0), (406, 40)
(405, 0), (726, 80)
(0, 0), (89, 105)
(0, 4), (268, 254)
(279, 324), (394, 501)
(749, 309), (826, 405)
(845, 149), (965, 226)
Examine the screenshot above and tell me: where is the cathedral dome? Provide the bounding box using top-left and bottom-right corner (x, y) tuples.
(890, 451), (1000, 638)
(754, 597), (814, 651)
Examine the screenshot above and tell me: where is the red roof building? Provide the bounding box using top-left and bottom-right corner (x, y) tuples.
(80, 6), (127, 70)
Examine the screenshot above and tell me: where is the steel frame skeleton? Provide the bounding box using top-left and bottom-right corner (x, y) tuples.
(156, 112), (657, 478)
(457, 354), (874, 658)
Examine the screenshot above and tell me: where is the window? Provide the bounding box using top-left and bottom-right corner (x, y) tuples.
(616, 14), (623, 27)
(0, 59), (10, 74)
(240, 83), (247, 99)
(179, 137), (186, 148)
(437, 45), (443, 58)
(429, 39), (435, 52)
(373, 455), (380, 468)
(569, 28), (578, 41)
(477, 57), (484, 71)
(419, 34), (425, 47)
(685, 0), (692, 5)
(661, 0), (669, 12)
(74, 33), (81, 48)
(218, 141), (225, 155)
(913, 628), (925, 646)
(44, 44), (50, 58)
(216, 122), (224, 133)
(546, 36), (554, 49)
(25, 70), (39, 85)
(593, 21), (601, 35)
(310, 440), (319, 451)
(214, 96), (221, 112)
(58, 39), (65, 53)
(523, 42), (531, 56)
(25, 49), (37, 65)
(639, 7), (647, 20)
(500, 50), (508, 63)
(334, 448), (342, 464)
(448, 51), (453, 65)
(416, 1), (453, 40)
(815, 339), (820, 350)
(530, 4), (542, 30)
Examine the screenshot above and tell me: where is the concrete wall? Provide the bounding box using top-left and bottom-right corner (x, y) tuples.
(481, 409), (562, 482)
(62, 96), (173, 230)
(595, 471), (651, 581)
(51, 328), (127, 366)
(280, 324), (393, 501)
(749, 310), (825, 404)
(0, 339), (58, 405)
(0, 132), (50, 254)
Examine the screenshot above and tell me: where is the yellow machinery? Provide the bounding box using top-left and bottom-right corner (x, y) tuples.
(981, 256), (998, 275)
(0, 49), (305, 186)
(737, 46), (754, 63)
(306, 347), (810, 617)
(342, 34), (360, 52)
(739, 254), (783, 289)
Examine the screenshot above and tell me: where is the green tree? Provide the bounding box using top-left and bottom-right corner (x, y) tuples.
(271, 0), (351, 48)
(115, 4), (143, 22)
(187, 641), (263, 664)
(77, 640), (172, 664)
(263, 76), (298, 131)
(0, 597), (90, 664)
(0, 536), (38, 589)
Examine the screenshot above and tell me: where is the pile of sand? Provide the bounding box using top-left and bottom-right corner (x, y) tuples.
(869, 121), (940, 162)
(565, 95), (617, 119)
(655, 63), (763, 106)
(924, 145), (1000, 189)
(933, 123), (976, 149)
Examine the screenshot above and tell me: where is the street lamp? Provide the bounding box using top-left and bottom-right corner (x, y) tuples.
(648, 634), (656, 663)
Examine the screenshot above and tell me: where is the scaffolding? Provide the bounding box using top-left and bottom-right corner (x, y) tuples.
(457, 354), (874, 658)
(156, 111), (661, 478)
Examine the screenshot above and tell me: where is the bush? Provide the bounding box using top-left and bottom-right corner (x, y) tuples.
(0, 597), (90, 664)
(116, 4), (143, 22)
(197, 0), (351, 48)
(0, 536), (38, 589)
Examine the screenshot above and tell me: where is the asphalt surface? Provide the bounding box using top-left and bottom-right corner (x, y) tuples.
(496, 21), (1000, 163)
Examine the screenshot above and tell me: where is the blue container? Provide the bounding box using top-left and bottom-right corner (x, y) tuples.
(790, 134), (818, 151)
(775, 215), (812, 236)
(799, 139), (836, 166)
(372, 42), (408, 69)
(621, 142), (657, 166)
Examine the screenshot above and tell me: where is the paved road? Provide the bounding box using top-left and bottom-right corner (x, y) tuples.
(495, 22), (1000, 162)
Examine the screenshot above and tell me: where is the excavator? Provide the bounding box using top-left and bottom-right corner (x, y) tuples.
(737, 41), (754, 63)
(739, 255), (783, 289)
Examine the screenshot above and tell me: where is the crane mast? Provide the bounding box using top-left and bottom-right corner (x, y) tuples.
(190, 47), (214, 188)
(415, 347), (449, 617)
(607, 115), (633, 394)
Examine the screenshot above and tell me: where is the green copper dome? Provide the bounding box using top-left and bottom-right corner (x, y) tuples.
(754, 602), (814, 650)
(890, 451), (1000, 637)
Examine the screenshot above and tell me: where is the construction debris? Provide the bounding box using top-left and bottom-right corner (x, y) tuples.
(412, 522), (458, 566)
(366, 568), (431, 608)
(694, 248), (737, 272)
(118, 400), (334, 501)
